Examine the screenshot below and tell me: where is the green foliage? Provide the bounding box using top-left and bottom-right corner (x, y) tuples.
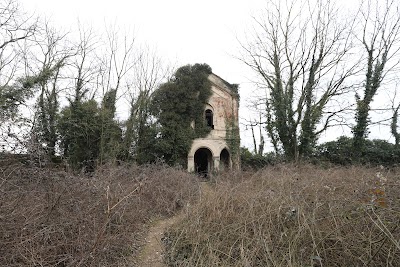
(225, 115), (240, 169)
(18, 63), (67, 157)
(58, 100), (101, 170)
(0, 84), (33, 121)
(120, 91), (153, 162)
(0, 69), (55, 121)
(240, 147), (282, 170)
(240, 147), (269, 170)
(149, 63), (212, 166)
(353, 95), (371, 152)
(316, 136), (400, 166)
(316, 136), (354, 165)
(135, 124), (159, 164)
(352, 1), (396, 153)
(363, 139), (400, 165)
(20, 66), (60, 90)
(99, 89), (122, 163)
(101, 89), (117, 117)
(391, 105), (400, 147)
(58, 97), (122, 170)
(34, 87), (59, 157)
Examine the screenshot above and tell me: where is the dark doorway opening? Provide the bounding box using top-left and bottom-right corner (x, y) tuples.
(194, 148), (213, 176)
(220, 149), (230, 171)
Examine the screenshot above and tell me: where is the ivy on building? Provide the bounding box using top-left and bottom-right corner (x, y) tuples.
(150, 63), (213, 167)
(225, 101), (240, 169)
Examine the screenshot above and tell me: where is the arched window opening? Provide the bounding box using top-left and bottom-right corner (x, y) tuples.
(205, 109), (214, 129)
(220, 149), (230, 171)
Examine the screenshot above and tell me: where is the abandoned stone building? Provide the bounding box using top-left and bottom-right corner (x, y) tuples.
(187, 73), (240, 174)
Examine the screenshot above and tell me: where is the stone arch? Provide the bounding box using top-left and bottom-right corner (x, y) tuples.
(220, 148), (230, 171)
(205, 103), (214, 111)
(194, 147), (213, 176)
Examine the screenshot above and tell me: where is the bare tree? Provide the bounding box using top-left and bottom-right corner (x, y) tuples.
(121, 46), (171, 161)
(244, 99), (267, 155)
(0, 0), (37, 151)
(25, 22), (74, 157)
(97, 25), (136, 112)
(353, 0), (400, 151)
(0, 0), (36, 86)
(241, 0), (356, 160)
(70, 24), (99, 104)
(96, 25), (137, 163)
(57, 24), (100, 166)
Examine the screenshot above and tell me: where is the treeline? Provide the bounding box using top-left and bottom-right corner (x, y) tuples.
(0, 0), (215, 170)
(242, 0), (400, 166)
(2, 0), (400, 170)
(242, 137), (400, 169)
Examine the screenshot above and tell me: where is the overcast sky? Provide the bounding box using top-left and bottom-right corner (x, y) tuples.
(20, 0), (269, 149)
(20, 0), (263, 82)
(18, 0), (396, 150)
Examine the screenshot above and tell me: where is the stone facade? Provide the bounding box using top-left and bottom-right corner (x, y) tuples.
(187, 73), (240, 174)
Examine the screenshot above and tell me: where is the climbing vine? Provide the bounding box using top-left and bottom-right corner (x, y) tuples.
(225, 99), (240, 169)
(150, 63), (213, 166)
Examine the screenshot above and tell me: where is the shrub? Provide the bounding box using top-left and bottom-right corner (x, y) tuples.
(316, 136), (400, 166)
(0, 162), (199, 266)
(240, 147), (283, 170)
(165, 164), (400, 266)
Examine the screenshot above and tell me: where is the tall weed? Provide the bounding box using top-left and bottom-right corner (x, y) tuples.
(0, 162), (199, 266)
(165, 164), (400, 266)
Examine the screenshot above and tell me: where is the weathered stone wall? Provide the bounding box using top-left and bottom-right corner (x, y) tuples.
(187, 74), (240, 173)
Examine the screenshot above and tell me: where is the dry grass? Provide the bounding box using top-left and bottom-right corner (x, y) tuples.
(165, 164), (400, 266)
(0, 161), (199, 266)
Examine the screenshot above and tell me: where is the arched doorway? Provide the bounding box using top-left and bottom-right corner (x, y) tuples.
(194, 148), (213, 176)
(220, 148), (230, 171)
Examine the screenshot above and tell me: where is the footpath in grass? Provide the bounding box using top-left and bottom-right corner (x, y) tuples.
(136, 215), (182, 267)
(136, 182), (212, 266)
(0, 163), (199, 266)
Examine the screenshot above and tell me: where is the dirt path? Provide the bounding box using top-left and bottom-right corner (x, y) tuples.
(136, 182), (212, 267)
(136, 214), (181, 267)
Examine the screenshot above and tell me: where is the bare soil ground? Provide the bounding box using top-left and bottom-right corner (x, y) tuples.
(136, 215), (182, 267)
(136, 182), (211, 267)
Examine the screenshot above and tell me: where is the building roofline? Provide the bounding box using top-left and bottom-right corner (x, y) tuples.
(208, 73), (239, 98)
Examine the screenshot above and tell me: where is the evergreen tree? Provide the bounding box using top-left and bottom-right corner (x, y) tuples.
(58, 93), (122, 170)
(58, 100), (102, 170)
(149, 63), (212, 166)
(99, 89), (122, 163)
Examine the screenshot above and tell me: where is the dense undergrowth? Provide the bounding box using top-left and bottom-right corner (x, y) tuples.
(2, 160), (400, 266)
(0, 160), (199, 266)
(165, 164), (400, 266)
